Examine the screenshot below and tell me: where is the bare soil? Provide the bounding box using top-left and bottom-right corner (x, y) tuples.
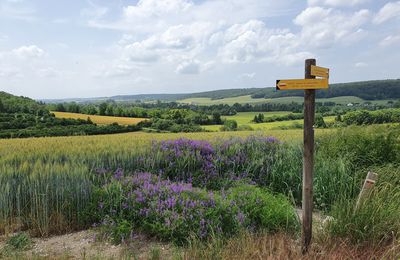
(0, 230), (173, 259)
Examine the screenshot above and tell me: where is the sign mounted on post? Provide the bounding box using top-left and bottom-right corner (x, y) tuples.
(310, 65), (329, 78)
(275, 59), (330, 255)
(276, 78), (328, 90)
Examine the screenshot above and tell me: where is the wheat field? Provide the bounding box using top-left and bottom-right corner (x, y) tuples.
(52, 111), (146, 125)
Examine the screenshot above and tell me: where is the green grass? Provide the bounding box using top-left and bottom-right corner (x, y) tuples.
(178, 95), (395, 106)
(203, 112), (336, 131)
(221, 111), (294, 124)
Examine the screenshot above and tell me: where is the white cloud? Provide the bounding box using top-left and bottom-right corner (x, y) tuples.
(218, 20), (310, 65)
(124, 42), (160, 63)
(175, 59), (215, 74)
(373, 1), (400, 24)
(81, 0), (108, 19)
(294, 7), (370, 48)
(87, 0), (297, 32)
(308, 0), (369, 7)
(379, 35), (400, 47)
(12, 45), (45, 59)
(355, 62), (368, 67)
(176, 60), (201, 74)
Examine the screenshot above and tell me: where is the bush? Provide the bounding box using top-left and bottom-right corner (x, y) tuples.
(6, 232), (32, 250)
(95, 173), (299, 244)
(343, 109), (400, 125)
(220, 120), (238, 131)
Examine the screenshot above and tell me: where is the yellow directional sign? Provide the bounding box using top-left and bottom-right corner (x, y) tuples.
(276, 79), (328, 90)
(311, 65), (329, 78)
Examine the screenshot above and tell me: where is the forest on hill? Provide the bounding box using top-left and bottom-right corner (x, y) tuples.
(187, 79), (400, 101)
(0, 92), (139, 138)
(41, 79), (400, 104)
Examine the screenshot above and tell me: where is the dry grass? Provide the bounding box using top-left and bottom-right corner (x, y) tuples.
(181, 232), (400, 260)
(51, 111), (146, 125)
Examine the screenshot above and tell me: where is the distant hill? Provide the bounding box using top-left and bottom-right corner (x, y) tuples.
(0, 92), (139, 138)
(182, 79), (400, 101)
(0, 91), (48, 114)
(40, 79), (400, 104)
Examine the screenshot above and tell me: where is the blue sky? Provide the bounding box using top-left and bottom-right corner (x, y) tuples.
(0, 0), (399, 99)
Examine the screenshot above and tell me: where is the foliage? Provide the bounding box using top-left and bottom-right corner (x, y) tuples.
(315, 114), (327, 128)
(250, 79), (400, 100)
(220, 120), (238, 131)
(6, 232), (32, 250)
(342, 108), (400, 125)
(0, 92), (141, 139)
(95, 172), (298, 244)
(147, 136), (281, 190)
(252, 113), (303, 123)
(328, 165), (400, 245)
(0, 91), (47, 115)
(0, 124), (398, 247)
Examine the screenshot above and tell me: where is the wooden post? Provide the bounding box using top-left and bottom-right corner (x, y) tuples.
(302, 58), (316, 254)
(355, 172), (378, 210)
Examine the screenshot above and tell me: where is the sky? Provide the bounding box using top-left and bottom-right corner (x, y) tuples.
(0, 0), (399, 99)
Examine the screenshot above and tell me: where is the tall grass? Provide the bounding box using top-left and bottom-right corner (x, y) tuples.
(0, 162), (93, 236)
(0, 124), (398, 240)
(328, 164), (400, 245)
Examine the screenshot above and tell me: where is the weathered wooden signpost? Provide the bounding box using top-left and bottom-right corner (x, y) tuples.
(276, 59), (329, 254)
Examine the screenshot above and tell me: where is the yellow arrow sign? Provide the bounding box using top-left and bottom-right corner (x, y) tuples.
(311, 65), (329, 78)
(276, 79), (329, 90)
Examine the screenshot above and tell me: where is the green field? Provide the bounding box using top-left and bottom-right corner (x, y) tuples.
(220, 111), (294, 124)
(203, 112), (335, 131)
(178, 95), (394, 106)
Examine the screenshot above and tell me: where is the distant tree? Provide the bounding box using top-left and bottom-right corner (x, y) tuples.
(252, 113), (264, 123)
(56, 103), (66, 112)
(106, 105), (114, 116)
(212, 112), (222, 124)
(221, 120), (238, 131)
(315, 114), (326, 128)
(86, 105), (98, 115)
(99, 103), (108, 115)
(0, 99), (4, 112)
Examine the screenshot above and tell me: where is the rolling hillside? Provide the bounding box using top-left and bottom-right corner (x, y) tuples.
(40, 79), (400, 104)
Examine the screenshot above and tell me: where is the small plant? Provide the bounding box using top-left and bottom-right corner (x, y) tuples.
(6, 232), (32, 251)
(149, 246), (161, 260)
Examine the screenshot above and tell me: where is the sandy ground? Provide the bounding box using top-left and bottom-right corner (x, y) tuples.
(0, 230), (173, 259)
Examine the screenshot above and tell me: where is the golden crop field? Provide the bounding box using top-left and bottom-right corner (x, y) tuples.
(52, 111), (146, 125)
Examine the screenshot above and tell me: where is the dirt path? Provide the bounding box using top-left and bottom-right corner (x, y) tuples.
(0, 230), (173, 259)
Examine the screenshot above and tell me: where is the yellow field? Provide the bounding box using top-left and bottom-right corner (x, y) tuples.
(52, 111), (146, 125)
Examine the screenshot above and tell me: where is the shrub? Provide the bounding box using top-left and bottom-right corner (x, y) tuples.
(6, 232), (32, 250)
(95, 173), (298, 244)
(220, 120), (238, 131)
